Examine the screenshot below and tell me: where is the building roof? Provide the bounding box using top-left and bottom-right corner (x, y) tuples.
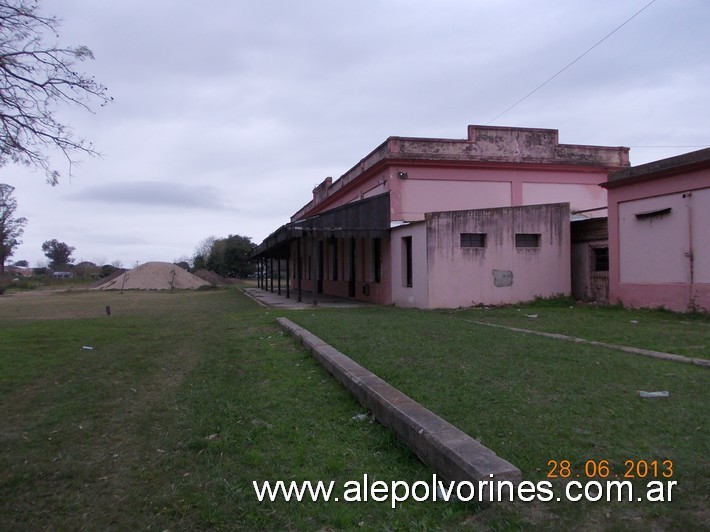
(251, 193), (390, 260)
(293, 124), (630, 220)
(603, 147), (710, 189)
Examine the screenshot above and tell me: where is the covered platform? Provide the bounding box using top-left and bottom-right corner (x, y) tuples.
(242, 287), (373, 309)
(250, 194), (390, 305)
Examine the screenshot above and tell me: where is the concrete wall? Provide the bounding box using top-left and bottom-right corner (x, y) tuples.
(425, 203), (571, 308)
(607, 167), (710, 312)
(390, 223), (429, 308)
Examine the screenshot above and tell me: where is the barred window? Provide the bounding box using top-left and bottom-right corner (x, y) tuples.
(515, 233), (541, 248)
(460, 233), (486, 248)
(593, 247), (609, 272)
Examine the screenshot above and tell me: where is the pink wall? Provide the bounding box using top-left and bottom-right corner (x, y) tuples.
(607, 167), (710, 312)
(523, 182), (607, 216)
(290, 236), (391, 305)
(399, 178), (510, 221)
(425, 203), (571, 308)
(299, 164), (609, 226)
(390, 223), (428, 308)
(691, 187), (710, 285)
(393, 165), (608, 222)
(618, 194), (689, 283)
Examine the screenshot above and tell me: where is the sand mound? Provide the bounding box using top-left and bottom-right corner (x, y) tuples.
(193, 269), (228, 285)
(90, 268), (126, 288)
(94, 262), (210, 290)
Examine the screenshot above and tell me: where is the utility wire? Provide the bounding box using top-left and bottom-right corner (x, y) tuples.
(629, 145), (708, 148)
(486, 0), (658, 125)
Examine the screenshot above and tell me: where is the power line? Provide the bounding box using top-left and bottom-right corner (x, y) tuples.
(486, 0), (658, 125)
(629, 145), (709, 148)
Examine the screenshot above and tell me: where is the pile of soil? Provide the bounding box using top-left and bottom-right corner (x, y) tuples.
(91, 268), (126, 288)
(193, 269), (232, 285)
(94, 262), (210, 290)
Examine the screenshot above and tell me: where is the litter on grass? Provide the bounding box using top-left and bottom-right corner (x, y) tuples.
(637, 390), (670, 398)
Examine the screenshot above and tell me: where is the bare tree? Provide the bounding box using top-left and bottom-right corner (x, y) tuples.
(0, 0), (112, 184)
(0, 182), (27, 273)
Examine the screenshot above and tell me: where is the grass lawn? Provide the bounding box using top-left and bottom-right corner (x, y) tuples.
(1, 288), (708, 530)
(283, 300), (709, 530)
(447, 297), (710, 360)
(0, 288), (479, 530)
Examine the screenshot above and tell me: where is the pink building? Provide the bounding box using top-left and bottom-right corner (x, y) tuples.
(397, 203), (571, 308)
(602, 148), (710, 312)
(253, 125), (629, 308)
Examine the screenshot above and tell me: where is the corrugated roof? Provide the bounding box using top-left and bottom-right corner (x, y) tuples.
(604, 147), (710, 188)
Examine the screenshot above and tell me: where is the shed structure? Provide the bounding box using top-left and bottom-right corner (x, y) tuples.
(602, 147), (710, 312)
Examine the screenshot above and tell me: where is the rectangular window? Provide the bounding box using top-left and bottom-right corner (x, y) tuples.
(515, 233), (541, 248)
(403, 236), (413, 287)
(372, 238), (381, 283)
(592, 247), (609, 272)
(460, 233), (486, 248)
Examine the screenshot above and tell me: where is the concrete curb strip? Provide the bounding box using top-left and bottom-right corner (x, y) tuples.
(277, 317), (522, 498)
(457, 318), (710, 368)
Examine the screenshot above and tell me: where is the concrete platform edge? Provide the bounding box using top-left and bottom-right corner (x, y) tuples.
(277, 317), (522, 495)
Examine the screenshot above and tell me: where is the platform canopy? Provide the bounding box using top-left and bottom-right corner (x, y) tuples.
(250, 193), (391, 260)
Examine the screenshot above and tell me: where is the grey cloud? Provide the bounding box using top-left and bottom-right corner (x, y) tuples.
(10, 0), (709, 268)
(68, 181), (229, 210)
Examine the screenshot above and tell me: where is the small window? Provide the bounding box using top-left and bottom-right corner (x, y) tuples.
(403, 236), (413, 287)
(635, 207), (671, 220)
(515, 233), (541, 248)
(460, 233), (486, 248)
(592, 247), (609, 272)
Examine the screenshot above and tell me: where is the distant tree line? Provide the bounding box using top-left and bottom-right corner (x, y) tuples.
(0, 183), (26, 273)
(3, 178), (257, 283)
(192, 234), (255, 278)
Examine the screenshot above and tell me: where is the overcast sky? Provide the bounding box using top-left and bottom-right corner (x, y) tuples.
(5, 0), (709, 268)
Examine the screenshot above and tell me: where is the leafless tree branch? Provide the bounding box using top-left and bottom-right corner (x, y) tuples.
(0, 0), (112, 184)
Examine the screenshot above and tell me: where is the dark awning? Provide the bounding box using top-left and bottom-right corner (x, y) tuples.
(251, 193), (391, 260)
